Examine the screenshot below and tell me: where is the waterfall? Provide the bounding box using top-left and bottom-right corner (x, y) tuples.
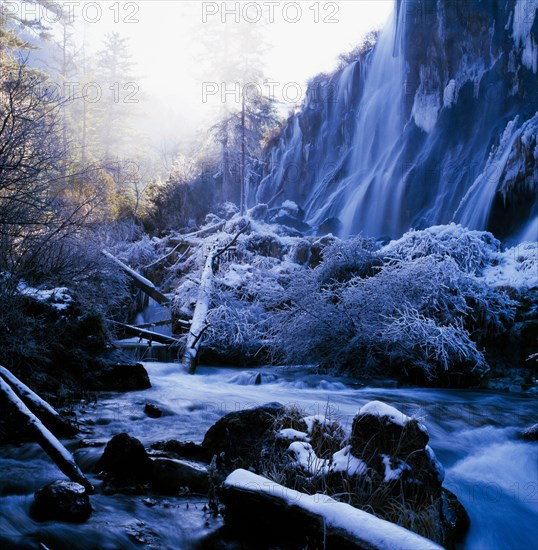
(257, 0), (538, 243)
(338, 5), (406, 237)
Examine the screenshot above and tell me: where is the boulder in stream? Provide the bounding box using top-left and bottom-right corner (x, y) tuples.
(96, 433), (153, 484)
(151, 458), (209, 494)
(81, 362), (151, 392)
(202, 402), (285, 467)
(32, 480), (91, 523)
(521, 423), (538, 441)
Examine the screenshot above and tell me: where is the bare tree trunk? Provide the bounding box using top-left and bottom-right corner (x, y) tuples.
(0, 366), (77, 437)
(184, 245), (218, 374)
(102, 250), (169, 305)
(240, 92), (246, 215)
(110, 320), (184, 345)
(0, 376), (95, 493)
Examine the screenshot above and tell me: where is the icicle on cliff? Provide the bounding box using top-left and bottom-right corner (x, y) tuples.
(256, 0), (538, 243)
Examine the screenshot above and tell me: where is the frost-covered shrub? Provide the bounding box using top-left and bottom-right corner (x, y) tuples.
(110, 234), (158, 270)
(382, 224), (500, 275)
(205, 295), (271, 361)
(270, 254), (516, 379)
(317, 236), (380, 283)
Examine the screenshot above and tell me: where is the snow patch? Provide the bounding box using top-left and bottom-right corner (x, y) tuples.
(359, 401), (410, 427)
(303, 414), (332, 434)
(381, 454), (410, 482)
(288, 441), (329, 475)
(277, 428), (309, 442)
(17, 282), (73, 311)
(331, 446), (367, 476)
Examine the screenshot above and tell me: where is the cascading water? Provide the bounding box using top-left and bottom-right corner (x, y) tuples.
(336, 4), (406, 237)
(257, 0), (538, 242)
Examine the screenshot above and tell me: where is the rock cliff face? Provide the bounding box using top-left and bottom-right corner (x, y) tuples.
(257, 0), (538, 242)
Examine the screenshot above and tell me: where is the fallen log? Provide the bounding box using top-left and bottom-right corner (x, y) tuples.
(0, 366), (77, 437)
(133, 319), (173, 329)
(110, 321), (182, 346)
(184, 245), (218, 374)
(0, 376), (95, 494)
(180, 221), (225, 239)
(221, 470), (442, 550)
(144, 242), (192, 270)
(102, 250), (169, 306)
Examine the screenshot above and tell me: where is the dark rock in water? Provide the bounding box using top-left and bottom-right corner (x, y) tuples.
(247, 203), (269, 221)
(144, 403), (162, 418)
(81, 362), (151, 392)
(32, 480), (91, 523)
(318, 217), (343, 236)
(521, 423), (538, 441)
(243, 234), (287, 259)
(309, 235), (338, 267)
(349, 401), (443, 503)
(273, 213), (310, 233)
(292, 239), (311, 265)
(96, 433), (153, 483)
(202, 402), (285, 467)
(441, 488), (470, 547)
(151, 458), (209, 494)
(350, 403), (429, 458)
(151, 440), (210, 462)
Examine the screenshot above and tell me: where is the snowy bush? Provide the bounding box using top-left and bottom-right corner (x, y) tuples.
(269, 251), (516, 379)
(316, 236), (380, 283)
(205, 295), (272, 361)
(109, 234), (159, 270)
(382, 224), (500, 275)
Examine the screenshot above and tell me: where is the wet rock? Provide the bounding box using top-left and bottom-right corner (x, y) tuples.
(349, 401), (443, 503)
(151, 458), (209, 494)
(81, 362), (151, 392)
(350, 401), (429, 458)
(440, 488), (470, 547)
(291, 239), (311, 265)
(144, 403), (162, 418)
(32, 480), (91, 523)
(309, 235), (338, 267)
(202, 402), (285, 467)
(151, 440), (210, 462)
(521, 423), (538, 441)
(273, 213), (310, 233)
(318, 217), (343, 236)
(96, 433), (153, 483)
(247, 203), (269, 221)
(243, 234), (287, 259)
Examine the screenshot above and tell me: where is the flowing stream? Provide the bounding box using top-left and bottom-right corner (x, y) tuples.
(0, 362), (537, 549)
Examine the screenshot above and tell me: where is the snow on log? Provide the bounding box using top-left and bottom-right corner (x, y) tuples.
(180, 221), (225, 239)
(222, 469), (443, 550)
(102, 250), (170, 305)
(184, 245), (218, 374)
(0, 376), (95, 494)
(110, 321), (183, 346)
(0, 366), (77, 437)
